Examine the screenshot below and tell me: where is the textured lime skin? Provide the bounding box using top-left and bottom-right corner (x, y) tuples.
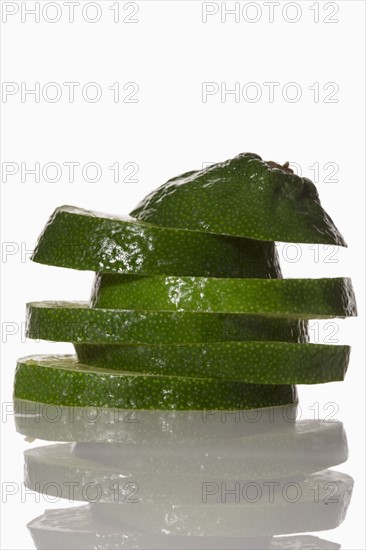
(26, 301), (309, 344)
(130, 153), (346, 246)
(31, 205), (282, 278)
(75, 341), (349, 385)
(92, 274), (357, 319)
(14, 356), (298, 410)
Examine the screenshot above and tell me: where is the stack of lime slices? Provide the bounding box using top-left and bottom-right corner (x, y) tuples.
(14, 153), (357, 410)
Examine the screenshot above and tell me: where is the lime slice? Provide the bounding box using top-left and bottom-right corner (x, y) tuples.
(26, 301), (309, 344)
(92, 274), (357, 319)
(75, 341), (350, 385)
(14, 355), (298, 410)
(130, 152), (346, 246)
(32, 205), (282, 278)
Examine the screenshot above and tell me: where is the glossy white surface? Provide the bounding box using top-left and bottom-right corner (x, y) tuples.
(15, 406), (355, 547)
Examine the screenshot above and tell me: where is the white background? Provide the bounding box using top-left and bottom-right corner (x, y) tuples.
(1, 1), (365, 548)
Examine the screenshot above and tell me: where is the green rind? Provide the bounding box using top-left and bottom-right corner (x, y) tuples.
(130, 152), (346, 246)
(31, 205), (282, 278)
(26, 301), (309, 344)
(14, 356), (298, 410)
(75, 341), (350, 385)
(92, 274), (357, 318)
